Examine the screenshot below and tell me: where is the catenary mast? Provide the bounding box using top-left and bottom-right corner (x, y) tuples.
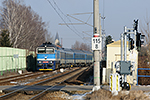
(93, 0), (101, 90)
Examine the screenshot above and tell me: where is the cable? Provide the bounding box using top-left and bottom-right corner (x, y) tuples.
(52, 0), (92, 45)
(52, 0), (81, 34)
(47, 0), (85, 41)
(48, 0), (93, 45)
(47, 0), (92, 49)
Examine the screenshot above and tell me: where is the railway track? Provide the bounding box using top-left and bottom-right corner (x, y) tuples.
(30, 67), (89, 100)
(0, 66), (91, 100)
(0, 68), (72, 85)
(0, 71), (53, 85)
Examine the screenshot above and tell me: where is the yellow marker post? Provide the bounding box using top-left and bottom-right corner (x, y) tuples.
(110, 73), (121, 94)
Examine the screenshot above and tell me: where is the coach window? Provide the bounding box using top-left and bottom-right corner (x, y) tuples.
(61, 52), (65, 58)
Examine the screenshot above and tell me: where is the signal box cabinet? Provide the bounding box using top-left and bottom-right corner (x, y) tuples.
(120, 61), (131, 75)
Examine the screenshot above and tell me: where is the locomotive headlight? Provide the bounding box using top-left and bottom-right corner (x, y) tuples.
(39, 61), (42, 63)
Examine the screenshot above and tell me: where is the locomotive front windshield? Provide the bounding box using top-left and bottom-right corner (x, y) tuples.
(46, 48), (54, 53)
(38, 48), (45, 53)
(37, 48), (54, 54)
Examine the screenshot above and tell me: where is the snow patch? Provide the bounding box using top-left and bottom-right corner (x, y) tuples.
(144, 92), (150, 99)
(10, 81), (18, 84)
(69, 91), (92, 100)
(19, 82), (30, 85)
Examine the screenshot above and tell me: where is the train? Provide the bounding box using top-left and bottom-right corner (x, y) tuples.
(36, 42), (93, 71)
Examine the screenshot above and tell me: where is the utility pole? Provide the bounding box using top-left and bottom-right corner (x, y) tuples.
(92, 0), (101, 91)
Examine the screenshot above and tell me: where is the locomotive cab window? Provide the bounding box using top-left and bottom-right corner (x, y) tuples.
(37, 48), (54, 54)
(37, 48), (45, 53)
(46, 48), (54, 54)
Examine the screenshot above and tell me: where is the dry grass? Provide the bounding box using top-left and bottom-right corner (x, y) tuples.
(85, 89), (150, 100)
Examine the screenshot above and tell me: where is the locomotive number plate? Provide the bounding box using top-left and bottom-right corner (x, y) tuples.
(43, 61), (48, 63)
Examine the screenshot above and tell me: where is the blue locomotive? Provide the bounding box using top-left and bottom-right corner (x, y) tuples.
(36, 42), (93, 71)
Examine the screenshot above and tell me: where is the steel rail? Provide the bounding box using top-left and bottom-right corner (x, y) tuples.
(0, 68), (81, 99)
(0, 85), (31, 100)
(34, 68), (81, 86)
(0, 72), (44, 85)
(0, 72), (33, 81)
(62, 66), (92, 84)
(29, 67), (90, 100)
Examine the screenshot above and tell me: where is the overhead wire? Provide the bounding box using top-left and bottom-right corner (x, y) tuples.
(52, 0), (92, 45)
(52, 0), (92, 44)
(86, 14), (92, 23)
(47, 0), (93, 46)
(47, 0), (85, 42)
(52, 0), (85, 36)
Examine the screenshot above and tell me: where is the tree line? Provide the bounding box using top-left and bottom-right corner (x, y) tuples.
(71, 41), (91, 51)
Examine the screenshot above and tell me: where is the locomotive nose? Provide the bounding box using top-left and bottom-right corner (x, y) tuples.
(44, 64), (47, 69)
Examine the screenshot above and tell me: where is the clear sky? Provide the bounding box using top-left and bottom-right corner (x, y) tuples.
(1, 0), (150, 48)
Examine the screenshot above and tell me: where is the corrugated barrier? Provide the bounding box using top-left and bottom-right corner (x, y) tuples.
(0, 47), (35, 75)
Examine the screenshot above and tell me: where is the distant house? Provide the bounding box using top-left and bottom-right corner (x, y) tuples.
(103, 40), (138, 86)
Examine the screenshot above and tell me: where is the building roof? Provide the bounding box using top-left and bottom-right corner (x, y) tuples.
(107, 40), (129, 47)
(55, 32), (59, 41)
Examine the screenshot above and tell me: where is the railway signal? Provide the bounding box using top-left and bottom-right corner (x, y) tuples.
(110, 20), (144, 92)
(129, 38), (134, 50)
(141, 34), (145, 45)
(133, 19), (138, 31)
(136, 32), (141, 51)
(136, 32), (145, 51)
(127, 20), (145, 52)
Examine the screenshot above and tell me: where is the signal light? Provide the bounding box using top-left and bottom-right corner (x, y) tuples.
(136, 33), (145, 51)
(136, 33), (141, 51)
(141, 35), (145, 45)
(129, 38), (134, 50)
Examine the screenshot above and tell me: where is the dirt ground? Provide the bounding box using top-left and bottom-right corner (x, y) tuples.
(33, 89), (150, 100)
(85, 89), (150, 100)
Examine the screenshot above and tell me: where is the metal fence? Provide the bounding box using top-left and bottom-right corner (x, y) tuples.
(0, 47), (35, 75)
(137, 68), (150, 85)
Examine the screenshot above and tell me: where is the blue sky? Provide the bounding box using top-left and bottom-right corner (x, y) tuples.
(1, 0), (150, 48)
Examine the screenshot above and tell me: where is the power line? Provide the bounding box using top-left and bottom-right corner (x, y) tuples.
(47, 0), (86, 42)
(52, 0), (92, 44)
(52, 0), (82, 34)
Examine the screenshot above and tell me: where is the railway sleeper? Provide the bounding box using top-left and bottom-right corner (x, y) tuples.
(24, 90), (42, 95)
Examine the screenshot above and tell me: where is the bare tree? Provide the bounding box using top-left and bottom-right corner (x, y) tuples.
(45, 32), (54, 43)
(80, 43), (89, 51)
(141, 15), (150, 55)
(71, 40), (91, 51)
(0, 0), (52, 50)
(140, 15), (150, 68)
(0, 0), (21, 44)
(71, 41), (80, 50)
